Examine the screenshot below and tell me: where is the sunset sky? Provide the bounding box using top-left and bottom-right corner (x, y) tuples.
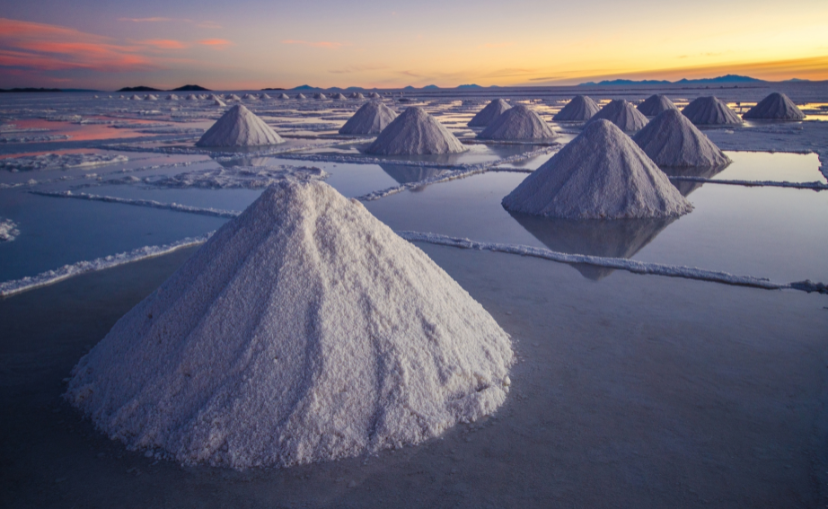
(1, 0), (827, 90)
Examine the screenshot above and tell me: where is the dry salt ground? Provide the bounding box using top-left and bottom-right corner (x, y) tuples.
(467, 99), (511, 127)
(339, 102), (398, 135)
(477, 105), (556, 141)
(196, 104), (284, 148)
(636, 94), (677, 116)
(365, 107), (467, 155)
(633, 109), (730, 167)
(585, 99), (649, 132)
(502, 119), (692, 219)
(553, 95), (600, 121)
(65, 180), (513, 469)
(743, 92), (805, 121)
(682, 96), (743, 125)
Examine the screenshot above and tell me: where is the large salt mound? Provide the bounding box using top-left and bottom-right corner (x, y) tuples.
(196, 104), (284, 147)
(681, 96), (742, 125)
(636, 95), (676, 116)
(585, 100), (648, 132)
(467, 99), (511, 127)
(365, 107), (467, 155)
(743, 92), (805, 120)
(553, 95), (600, 121)
(632, 109), (730, 167)
(502, 119), (692, 219)
(477, 105), (556, 141)
(65, 180), (513, 469)
(339, 101), (397, 135)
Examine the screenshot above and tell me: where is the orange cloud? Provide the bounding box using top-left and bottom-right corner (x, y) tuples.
(199, 39), (232, 48)
(282, 39), (343, 49)
(142, 39), (188, 50)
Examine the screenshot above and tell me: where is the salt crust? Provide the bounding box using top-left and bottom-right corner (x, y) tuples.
(339, 102), (398, 135)
(585, 100), (649, 132)
(467, 99), (511, 127)
(743, 92), (805, 121)
(636, 95), (677, 116)
(196, 105), (284, 148)
(0, 153), (128, 172)
(681, 96), (743, 125)
(633, 109), (730, 167)
(502, 119), (693, 219)
(0, 218), (19, 241)
(477, 105), (556, 141)
(65, 180), (513, 469)
(553, 95), (600, 121)
(366, 107), (467, 155)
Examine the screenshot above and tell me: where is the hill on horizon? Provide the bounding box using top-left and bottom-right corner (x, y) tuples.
(579, 74), (764, 87)
(172, 84), (210, 91)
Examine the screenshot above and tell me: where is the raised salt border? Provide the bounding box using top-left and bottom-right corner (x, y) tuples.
(365, 107), (467, 155)
(339, 101), (398, 135)
(65, 180), (513, 469)
(196, 105), (284, 148)
(477, 105), (556, 141)
(637, 95), (677, 116)
(467, 99), (511, 127)
(682, 96), (742, 125)
(503, 119), (692, 219)
(633, 109), (731, 167)
(553, 95), (600, 121)
(585, 99), (649, 132)
(0, 153), (128, 172)
(743, 92), (805, 121)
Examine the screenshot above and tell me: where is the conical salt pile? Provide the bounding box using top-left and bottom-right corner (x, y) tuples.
(213, 98), (226, 107)
(226, 94), (242, 102)
(478, 105), (556, 141)
(242, 93), (257, 100)
(259, 93), (271, 100)
(196, 104), (283, 147)
(351, 92), (365, 99)
(166, 94), (179, 101)
(502, 119), (692, 219)
(295, 93), (306, 100)
(365, 107), (467, 155)
(467, 99), (511, 127)
(186, 94), (198, 101)
(130, 94), (142, 101)
(633, 109), (730, 167)
(339, 101), (398, 135)
(585, 99), (648, 132)
(331, 93), (347, 100)
(313, 93), (327, 100)
(146, 94), (159, 101)
(553, 95), (600, 121)
(681, 96), (742, 125)
(65, 180), (513, 469)
(369, 92), (381, 98)
(743, 92), (804, 120)
(278, 93), (289, 100)
(636, 94), (676, 116)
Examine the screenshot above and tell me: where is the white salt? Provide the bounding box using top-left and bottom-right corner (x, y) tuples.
(351, 92), (365, 99)
(585, 100), (648, 132)
(313, 93), (327, 100)
(368, 92), (381, 99)
(339, 101), (398, 135)
(743, 92), (804, 121)
(296, 93), (307, 100)
(278, 93), (290, 100)
(0, 218), (19, 242)
(681, 96), (742, 125)
(196, 104), (284, 147)
(467, 99), (511, 127)
(477, 105), (556, 141)
(636, 95), (676, 116)
(553, 95), (600, 121)
(260, 93), (272, 100)
(166, 95), (179, 101)
(365, 107), (467, 155)
(633, 109), (730, 167)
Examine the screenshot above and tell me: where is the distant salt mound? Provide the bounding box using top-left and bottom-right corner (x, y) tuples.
(636, 95), (676, 116)
(278, 93), (290, 100)
(369, 92), (381, 98)
(196, 104), (284, 147)
(259, 93), (271, 100)
(295, 93), (307, 100)
(185, 94), (198, 101)
(478, 105), (556, 141)
(502, 119), (692, 219)
(633, 109), (730, 167)
(213, 98), (226, 107)
(553, 95), (600, 121)
(743, 92), (805, 121)
(330, 93), (346, 100)
(313, 93), (327, 100)
(467, 99), (511, 127)
(339, 101), (398, 135)
(130, 95), (141, 101)
(365, 107), (467, 155)
(166, 94), (179, 101)
(681, 96), (742, 125)
(146, 95), (159, 101)
(225, 94), (242, 102)
(242, 93), (257, 100)
(65, 180), (513, 469)
(586, 100), (648, 131)
(350, 92), (365, 99)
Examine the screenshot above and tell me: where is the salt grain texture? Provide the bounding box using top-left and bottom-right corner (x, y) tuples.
(196, 104), (283, 147)
(502, 119), (692, 219)
(636, 95), (677, 116)
(553, 95), (600, 121)
(743, 92), (805, 121)
(586, 100), (649, 132)
(478, 105), (556, 141)
(467, 99), (511, 127)
(681, 96), (742, 125)
(339, 102), (398, 135)
(65, 180), (513, 469)
(366, 107), (467, 155)
(633, 109), (730, 167)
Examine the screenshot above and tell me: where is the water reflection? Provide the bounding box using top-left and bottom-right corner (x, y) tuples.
(213, 154), (272, 168)
(378, 163), (450, 192)
(509, 212), (676, 280)
(659, 164), (729, 197)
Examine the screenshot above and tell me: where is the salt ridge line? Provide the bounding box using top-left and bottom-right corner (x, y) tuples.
(666, 176), (828, 191)
(0, 233), (213, 298)
(0, 160), (206, 190)
(396, 231), (827, 293)
(31, 191), (242, 218)
(102, 141), (333, 158)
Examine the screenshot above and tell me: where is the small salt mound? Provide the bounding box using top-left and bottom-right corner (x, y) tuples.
(467, 99), (511, 127)
(365, 107), (467, 155)
(65, 180), (513, 469)
(214, 98), (226, 107)
(166, 95), (179, 101)
(259, 93), (271, 100)
(743, 92), (805, 120)
(242, 93), (257, 100)
(313, 93), (327, 100)
(553, 95), (600, 121)
(369, 92), (381, 98)
(196, 104), (283, 147)
(130, 95), (141, 101)
(225, 94), (241, 101)
(502, 119), (692, 219)
(633, 109), (730, 167)
(146, 94), (159, 101)
(332, 93), (347, 100)
(339, 101), (398, 135)
(585, 100), (648, 132)
(119, 95), (125, 99)
(478, 104), (556, 141)
(351, 92), (365, 99)
(295, 93), (307, 100)
(278, 93), (290, 100)
(681, 96), (742, 125)
(636, 95), (676, 116)
(186, 94), (198, 101)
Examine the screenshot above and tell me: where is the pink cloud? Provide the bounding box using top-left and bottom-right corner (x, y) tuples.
(282, 39), (343, 49)
(198, 39), (232, 48)
(141, 39), (188, 50)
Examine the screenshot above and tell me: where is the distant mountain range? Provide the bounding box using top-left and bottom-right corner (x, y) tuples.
(579, 74), (764, 86)
(117, 85), (211, 92)
(172, 84), (210, 91)
(0, 88), (99, 93)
